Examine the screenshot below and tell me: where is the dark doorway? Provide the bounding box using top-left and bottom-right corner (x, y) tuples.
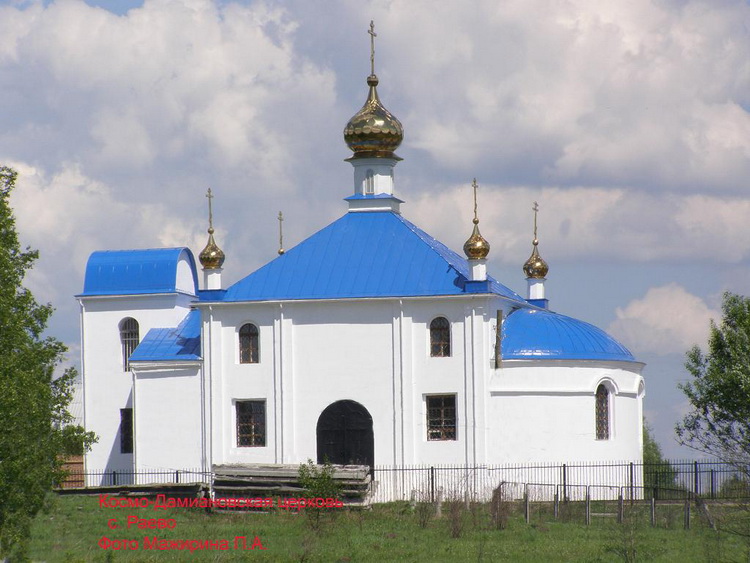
(316, 400), (374, 468)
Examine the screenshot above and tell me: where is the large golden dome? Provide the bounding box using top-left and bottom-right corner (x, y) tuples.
(344, 74), (403, 159)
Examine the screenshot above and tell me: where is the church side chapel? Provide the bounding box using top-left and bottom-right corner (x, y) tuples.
(78, 24), (644, 495)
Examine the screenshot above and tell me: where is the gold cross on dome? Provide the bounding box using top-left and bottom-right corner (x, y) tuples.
(277, 211), (285, 255)
(206, 188), (214, 231)
(368, 20), (377, 75)
(532, 201), (539, 239)
(472, 178), (479, 223)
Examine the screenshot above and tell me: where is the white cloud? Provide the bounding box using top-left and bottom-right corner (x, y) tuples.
(374, 0), (750, 192)
(406, 184), (750, 266)
(0, 0), (337, 192)
(608, 284), (720, 356)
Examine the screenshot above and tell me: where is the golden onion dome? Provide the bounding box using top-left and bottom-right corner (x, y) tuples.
(463, 219), (491, 260)
(344, 74), (404, 158)
(199, 228), (225, 270)
(523, 239), (548, 279)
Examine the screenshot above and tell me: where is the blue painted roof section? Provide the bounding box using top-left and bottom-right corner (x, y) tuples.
(130, 310), (201, 362)
(81, 248), (198, 296)
(345, 193), (404, 202)
(223, 211), (525, 302)
(502, 309), (635, 361)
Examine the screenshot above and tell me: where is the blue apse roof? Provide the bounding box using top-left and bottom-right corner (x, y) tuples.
(81, 248), (198, 296)
(502, 308), (635, 361)
(130, 310), (201, 362)
(222, 211), (526, 302)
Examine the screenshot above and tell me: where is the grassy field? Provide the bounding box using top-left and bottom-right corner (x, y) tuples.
(28, 494), (750, 562)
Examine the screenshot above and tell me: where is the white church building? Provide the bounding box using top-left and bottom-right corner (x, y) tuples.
(77, 40), (645, 494)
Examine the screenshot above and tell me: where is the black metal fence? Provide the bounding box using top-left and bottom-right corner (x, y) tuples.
(60, 468), (210, 488)
(61, 460), (749, 503)
(371, 460), (750, 503)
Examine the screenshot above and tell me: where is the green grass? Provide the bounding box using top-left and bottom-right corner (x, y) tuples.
(28, 495), (750, 561)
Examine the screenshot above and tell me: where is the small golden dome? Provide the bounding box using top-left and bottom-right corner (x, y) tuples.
(464, 221), (490, 260)
(199, 228), (225, 270)
(199, 188), (225, 270)
(463, 178), (490, 260)
(523, 239), (548, 279)
(344, 74), (404, 158)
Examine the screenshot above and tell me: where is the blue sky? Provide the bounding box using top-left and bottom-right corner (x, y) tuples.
(2, 0), (749, 459)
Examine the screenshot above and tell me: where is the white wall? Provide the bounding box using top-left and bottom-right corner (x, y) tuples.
(487, 362), (644, 464)
(205, 296), (526, 468)
(133, 366), (204, 476)
(80, 293), (194, 482)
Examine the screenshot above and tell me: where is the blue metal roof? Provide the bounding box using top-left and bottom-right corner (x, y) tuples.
(344, 193), (404, 202)
(130, 310), (201, 362)
(502, 308), (634, 361)
(223, 211), (525, 302)
(81, 248), (198, 296)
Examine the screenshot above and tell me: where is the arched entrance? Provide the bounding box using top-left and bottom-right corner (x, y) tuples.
(316, 400), (374, 467)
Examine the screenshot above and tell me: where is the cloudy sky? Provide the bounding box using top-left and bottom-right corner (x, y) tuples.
(2, 0), (748, 458)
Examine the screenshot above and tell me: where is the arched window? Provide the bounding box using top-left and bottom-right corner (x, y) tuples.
(595, 384), (610, 440)
(430, 317), (451, 357)
(365, 169), (375, 194)
(120, 318), (139, 372)
(239, 323), (259, 364)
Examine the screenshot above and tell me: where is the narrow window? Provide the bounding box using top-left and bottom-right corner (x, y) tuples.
(120, 318), (139, 371)
(236, 401), (266, 447)
(430, 317), (451, 357)
(120, 408), (133, 454)
(365, 169), (375, 194)
(596, 384), (609, 440)
(239, 323), (259, 363)
(426, 395), (456, 441)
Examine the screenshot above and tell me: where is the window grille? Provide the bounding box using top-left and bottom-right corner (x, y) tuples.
(120, 408), (133, 454)
(430, 317), (451, 357)
(236, 400), (266, 447)
(596, 384), (609, 440)
(239, 323), (259, 363)
(426, 395), (456, 441)
(120, 318), (139, 372)
(365, 169), (375, 194)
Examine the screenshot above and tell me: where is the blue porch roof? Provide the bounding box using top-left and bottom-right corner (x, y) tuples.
(129, 310), (201, 362)
(223, 211), (525, 303)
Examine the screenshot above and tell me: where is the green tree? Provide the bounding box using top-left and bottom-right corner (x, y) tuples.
(643, 421), (677, 495)
(677, 292), (750, 465)
(0, 167), (95, 559)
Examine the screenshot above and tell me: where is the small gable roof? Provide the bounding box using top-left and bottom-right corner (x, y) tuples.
(129, 310), (201, 362)
(223, 211), (525, 303)
(81, 248), (198, 296)
(502, 308), (634, 362)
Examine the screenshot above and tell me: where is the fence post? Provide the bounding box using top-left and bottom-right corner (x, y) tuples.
(617, 491), (624, 524)
(650, 496), (655, 527)
(710, 469), (715, 499)
(430, 466), (435, 504)
(112, 471), (117, 486)
(585, 486), (590, 526)
(684, 498), (690, 530)
(175, 470), (180, 484)
(694, 460), (700, 497)
(629, 462), (634, 505)
(554, 488), (559, 519)
(524, 485), (529, 524)
(562, 463), (568, 502)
